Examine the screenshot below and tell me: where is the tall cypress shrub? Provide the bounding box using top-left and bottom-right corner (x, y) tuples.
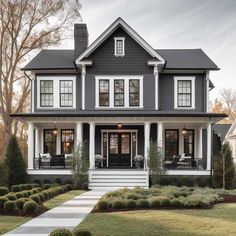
(5, 135), (27, 186)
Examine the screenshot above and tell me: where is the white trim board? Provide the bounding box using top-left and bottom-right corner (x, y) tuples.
(28, 169), (72, 175)
(166, 170), (211, 176)
(75, 17), (165, 64)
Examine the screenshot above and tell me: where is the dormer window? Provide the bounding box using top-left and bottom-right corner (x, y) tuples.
(114, 37), (125, 56)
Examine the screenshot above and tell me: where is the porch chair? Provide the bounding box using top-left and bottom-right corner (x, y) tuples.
(39, 153), (51, 169)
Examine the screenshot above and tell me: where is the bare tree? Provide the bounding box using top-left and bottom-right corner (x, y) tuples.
(0, 0), (81, 157)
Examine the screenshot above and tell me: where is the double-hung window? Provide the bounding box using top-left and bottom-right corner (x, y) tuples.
(60, 80), (73, 107)
(99, 80), (109, 106)
(174, 77), (195, 109)
(129, 79), (140, 106)
(40, 80), (53, 107)
(114, 80), (124, 106)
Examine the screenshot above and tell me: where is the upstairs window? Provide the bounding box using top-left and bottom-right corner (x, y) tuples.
(114, 37), (125, 56)
(174, 76), (195, 109)
(60, 80), (73, 107)
(40, 80), (53, 107)
(114, 80), (124, 106)
(99, 80), (109, 106)
(129, 79), (140, 106)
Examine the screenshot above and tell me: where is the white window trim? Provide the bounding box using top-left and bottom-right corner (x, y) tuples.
(174, 76), (195, 110)
(37, 76), (76, 109)
(95, 75), (143, 109)
(114, 37), (125, 57)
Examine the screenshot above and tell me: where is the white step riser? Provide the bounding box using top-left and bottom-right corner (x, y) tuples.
(91, 171), (147, 175)
(92, 175), (146, 179)
(91, 179), (146, 183)
(90, 182), (147, 187)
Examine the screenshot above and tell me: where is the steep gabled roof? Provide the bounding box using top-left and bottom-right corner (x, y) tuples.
(75, 17), (165, 64)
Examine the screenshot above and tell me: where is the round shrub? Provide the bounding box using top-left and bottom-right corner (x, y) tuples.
(49, 228), (72, 236)
(16, 192), (24, 199)
(31, 183), (40, 188)
(43, 184), (51, 190)
(22, 191), (29, 198)
(32, 188), (38, 194)
(41, 191), (49, 200)
(32, 179), (41, 186)
(51, 183), (60, 187)
(16, 198), (27, 210)
(19, 184), (27, 190)
(5, 193), (17, 201)
(23, 201), (39, 214)
(170, 198), (183, 208)
(73, 229), (92, 236)
(159, 196), (171, 207)
(137, 199), (149, 208)
(125, 193), (141, 200)
(25, 184), (32, 190)
(97, 200), (108, 210)
(38, 193), (45, 202)
(30, 194), (41, 204)
(4, 200), (16, 210)
(149, 197), (161, 208)
(112, 200), (125, 209)
(0, 196), (8, 208)
(65, 184), (72, 191)
(126, 199), (137, 209)
(11, 185), (21, 192)
(0, 187), (9, 196)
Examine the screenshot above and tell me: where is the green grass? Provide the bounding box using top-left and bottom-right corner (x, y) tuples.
(0, 216), (29, 235)
(77, 203), (236, 236)
(44, 190), (85, 209)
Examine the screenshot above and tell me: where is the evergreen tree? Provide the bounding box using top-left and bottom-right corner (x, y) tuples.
(5, 135), (27, 186)
(213, 142), (235, 189)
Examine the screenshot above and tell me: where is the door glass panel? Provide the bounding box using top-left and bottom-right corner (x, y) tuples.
(184, 130), (194, 157)
(103, 133), (108, 165)
(132, 133), (137, 158)
(110, 134), (118, 154)
(121, 134), (130, 154)
(165, 130), (179, 159)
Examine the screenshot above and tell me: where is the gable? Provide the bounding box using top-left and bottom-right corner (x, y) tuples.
(86, 27), (154, 74)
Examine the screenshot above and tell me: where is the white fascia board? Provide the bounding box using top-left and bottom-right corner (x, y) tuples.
(75, 17), (165, 64)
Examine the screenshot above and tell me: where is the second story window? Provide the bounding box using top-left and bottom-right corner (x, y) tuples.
(114, 37), (125, 56)
(114, 80), (124, 106)
(99, 80), (109, 106)
(129, 80), (140, 106)
(60, 81), (73, 107)
(40, 80), (53, 107)
(174, 76), (195, 109)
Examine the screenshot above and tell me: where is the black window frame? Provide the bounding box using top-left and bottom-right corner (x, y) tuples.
(114, 79), (124, 107)
(43, 129), (57, 156)
(40, 80), (53, 107)
(177, 80), (192, 107)
(99, 80), (110, 107)
(129, 79), (140, 107)
(61, 129), (75, 154)
(165, 129), (179, 159)
(60, 80), (73, 107)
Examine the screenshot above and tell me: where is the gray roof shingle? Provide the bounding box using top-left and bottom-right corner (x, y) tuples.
(22, 48), (219, 71)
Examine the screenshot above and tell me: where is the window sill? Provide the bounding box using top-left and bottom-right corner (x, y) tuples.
(36, 107), (77, 110)
(95, 106), (144, 110)
(174, 107), (195, 110)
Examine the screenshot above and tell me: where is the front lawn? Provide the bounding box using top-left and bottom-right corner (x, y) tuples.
(77, 203), (236, 236)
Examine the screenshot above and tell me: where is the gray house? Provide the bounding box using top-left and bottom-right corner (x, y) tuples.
(12, 18), (226, 189)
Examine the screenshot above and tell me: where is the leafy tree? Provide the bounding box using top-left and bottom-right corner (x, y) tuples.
(213, 142), (235, 189)
(147, 140), (165, 185)
(71, 143), (89, 190)
(0, 0), (81, 155)
(5, 135), (27, 186)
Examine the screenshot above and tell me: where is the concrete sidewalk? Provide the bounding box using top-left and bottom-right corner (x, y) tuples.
(3, 190), (107, 236)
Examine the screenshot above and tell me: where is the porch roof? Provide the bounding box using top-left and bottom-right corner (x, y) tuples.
(11, 111), (227, 124)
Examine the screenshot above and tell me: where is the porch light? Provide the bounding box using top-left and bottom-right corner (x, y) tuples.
(182, 127), (188, 136)
(53, 123), (58, 136)
(117, 123), (123, 129)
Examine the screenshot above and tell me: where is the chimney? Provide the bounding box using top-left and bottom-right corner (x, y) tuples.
(74, 23), (88, 58)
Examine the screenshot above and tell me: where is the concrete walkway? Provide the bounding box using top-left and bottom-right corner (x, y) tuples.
(4, 190), (107, 236)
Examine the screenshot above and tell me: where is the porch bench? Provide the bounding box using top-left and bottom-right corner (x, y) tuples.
(50, 155), (65, 168)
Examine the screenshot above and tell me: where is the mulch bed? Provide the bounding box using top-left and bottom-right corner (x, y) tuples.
(221, 194), (236, 203)
(0, 205), (48, 217)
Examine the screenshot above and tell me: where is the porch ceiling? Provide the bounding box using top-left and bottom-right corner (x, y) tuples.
(11, 112), (226, 124)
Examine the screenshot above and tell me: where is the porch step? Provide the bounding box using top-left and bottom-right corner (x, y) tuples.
(89, 169), (149, 190)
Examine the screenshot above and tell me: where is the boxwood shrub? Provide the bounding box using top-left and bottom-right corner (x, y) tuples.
(11, 185), (21, 192)
(149, 197), (162, 208)
(30, 194), (41, 204)
(43, 184), (51, 190)
(49, 228), (72, 236)
(23, 201), (39, 214)
(112, 200), (125, 209)
(97, 200), (108, 210)
(73, 229), (92, 236)
(65, 184), (72, 191)
(15, 192), (24, 199)
(0, 196), (8, 208)
(137, 199), (149, 208)
(126, 199), (137, 208)
(16, 198), (27, 210)
(4, 200), (16, 210)
(0, 187), (9, 196)
(5, 193), (17, 201)
(170, 198), (183, 207)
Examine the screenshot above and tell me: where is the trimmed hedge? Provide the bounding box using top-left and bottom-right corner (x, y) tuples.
(49, 228), (72, 236)
(97, 200), (108, 210)
(137, 199), (149, 208)
(30, 194), (41, 204)
(4, 200), (16, 210)
(16, 198), (28, 210)
(11, 185), (21, 192)
(5, 193), (17, 201)
(0, 196), (8, 208)
(43, 184), (51, 190)
(0, 187), (9, 196)
(73, 229), (92, 236)
(112, 200), (125, 209)
(23, 201), (39, 214)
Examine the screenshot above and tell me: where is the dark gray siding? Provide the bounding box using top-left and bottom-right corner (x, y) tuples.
(86, 27), (153, 74)
(159, 74), (205, 112)
(85, 74), (95, 110)
(34, 74), (82, 112)
(202, 129), (207, 169)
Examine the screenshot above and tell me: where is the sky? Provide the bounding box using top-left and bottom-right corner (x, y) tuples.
(74, 0), (236, 102)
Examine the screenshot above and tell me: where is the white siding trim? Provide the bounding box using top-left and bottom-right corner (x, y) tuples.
(166, 170), (210, 176)
(95, 75), (143, 109)
(28, 123), (34, 170)
(114, 37), (125, 57)
(37, 76), (76, 109)
(174, 76), (195, 110)
(28, 169), (72, 175)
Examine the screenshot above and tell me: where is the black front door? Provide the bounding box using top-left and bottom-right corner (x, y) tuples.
(109, 132), (131, 167)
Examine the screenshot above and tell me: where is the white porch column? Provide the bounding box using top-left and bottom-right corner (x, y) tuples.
(28, 123), (34, 170)
(76, 122), (83, 146)
(154, 65), (159, 110)
(198, 127), (203, 159)
(157, 122), (163, 148)
(35, 128), (40, 157)
(207, 123), (212, 170)
(144, 122), (151, 160)
(89, 122), (95, 169)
